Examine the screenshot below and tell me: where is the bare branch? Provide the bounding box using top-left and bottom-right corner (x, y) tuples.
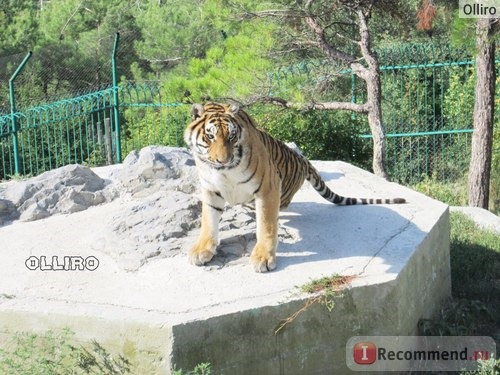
(303, 1), (356, 64)
(145, 57), (182, 64)
(355, 7), (377, 69)
(59, 1), (84, 40)
(238, 9), (299, 21)
(350, 62), (369, 80)
(247, 95), (369, 113)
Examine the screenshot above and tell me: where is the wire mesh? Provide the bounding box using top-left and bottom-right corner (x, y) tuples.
(0, 38), (497, 186)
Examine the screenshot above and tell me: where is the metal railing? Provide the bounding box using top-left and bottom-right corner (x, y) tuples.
(0, 39), (498, 186)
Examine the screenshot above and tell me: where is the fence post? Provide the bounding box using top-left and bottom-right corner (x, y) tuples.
(111, 32), (122, 163)
(351, 73), (357, 120)
(9, 51), (32, 175)
(104, 118), (114, 165)
(96, 121), (104, 161)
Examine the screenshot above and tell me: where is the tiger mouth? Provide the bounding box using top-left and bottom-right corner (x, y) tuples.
(204, 156), (240, 169)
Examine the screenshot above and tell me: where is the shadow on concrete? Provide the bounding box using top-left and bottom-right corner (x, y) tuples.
(275, 202), (425, 273)
(211, 201), (427, 275)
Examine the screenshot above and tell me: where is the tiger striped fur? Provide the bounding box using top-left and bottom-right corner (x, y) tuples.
(184, 102), (405, 272)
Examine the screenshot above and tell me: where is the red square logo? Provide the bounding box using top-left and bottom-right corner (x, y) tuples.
(353, 342), (377, 365)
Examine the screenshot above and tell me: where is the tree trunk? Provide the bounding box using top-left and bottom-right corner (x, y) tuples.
(468, 19), (496, 209)
(366, 66), (389, 180)
(355, 7), (389, 180)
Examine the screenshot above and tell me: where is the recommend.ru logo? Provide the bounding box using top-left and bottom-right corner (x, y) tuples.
(347, 336), (496, 372)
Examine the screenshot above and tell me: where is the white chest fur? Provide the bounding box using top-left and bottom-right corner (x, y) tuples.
(196, 159), (258, 206)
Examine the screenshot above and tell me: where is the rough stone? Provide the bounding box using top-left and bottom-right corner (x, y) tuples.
(19, 203), (50, 222)
(121, 146), (198, 195)
(0, 198), (17, 225)
(0, 164), (109, 223)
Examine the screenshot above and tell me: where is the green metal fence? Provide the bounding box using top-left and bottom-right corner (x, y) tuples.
(374, 43), (498, 184)
(0, 40), (498, 186)
(0, 84), (190, 179)
(271, 43), (499, 184)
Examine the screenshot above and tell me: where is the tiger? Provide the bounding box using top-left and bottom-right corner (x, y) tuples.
(184, 102), (406, 273)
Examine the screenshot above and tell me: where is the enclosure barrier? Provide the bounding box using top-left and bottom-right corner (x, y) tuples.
(0, 39), (498, 185)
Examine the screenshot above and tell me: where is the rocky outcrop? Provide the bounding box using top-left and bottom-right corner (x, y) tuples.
(0, 146), (298, 270)
(0, 164), (112, 222)
(121, 146), (198, 195)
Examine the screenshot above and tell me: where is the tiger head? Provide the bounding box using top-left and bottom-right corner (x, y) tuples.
(185, 102), (244, 168)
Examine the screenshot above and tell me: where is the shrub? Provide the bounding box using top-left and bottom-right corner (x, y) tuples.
(249, 104), (372, 168)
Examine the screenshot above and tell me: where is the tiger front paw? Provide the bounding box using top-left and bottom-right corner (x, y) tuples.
(188, 237), (217, 266)
(250, 243), (276, 273)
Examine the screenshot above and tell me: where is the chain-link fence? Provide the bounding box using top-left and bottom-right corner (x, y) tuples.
(0, 34), (498, 185)
(270, 43), (499, 184)
(376, 43), (492, 184)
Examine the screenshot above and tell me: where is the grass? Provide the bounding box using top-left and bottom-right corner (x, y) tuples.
(0, 328), (133, 374)
(0, 328), (212, 374)
(412, 175), (499, 215)
(419, 212), (500, 373)
(274, 274), (354, 335)
(299, 274), (354, 312)
(172, 362), (212, 375)
(449, 212), (499, 341)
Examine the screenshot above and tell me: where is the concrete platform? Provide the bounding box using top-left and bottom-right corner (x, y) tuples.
(0, 160), (450, 374)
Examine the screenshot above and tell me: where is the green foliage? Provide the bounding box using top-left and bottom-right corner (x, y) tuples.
(418, 213), (499, 345)
(377, 42), (480, 184)
(134, 0), (216, 68)
(162, 18), (275, 103)
(411, 118), (499, 214)
(0, 0), (40, 54)
(412, 174), (468, 206)
(450, 17), (476, 52)
(461, 357), (500, 375)
(172, 362), (212, 375)
(122, 104), (189, 155)
(0, 328), (134, 374)
(443, 67), (475, 130)
(39, 0), (132, 43)
(250, 105), (371, 167)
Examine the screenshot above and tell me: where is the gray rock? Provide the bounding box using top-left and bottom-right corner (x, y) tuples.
(0, 147), (199, 224)
(57, 190), (107, 214)
(112, 190), (201, 246)
(0, 199), (15, 214)
(122, 146), (198, 195)
(3, 181), (37, 207)
(1, 164), (108, 222)
(0, 146), (300, 271)
(19, 204), (50, 222)
(0, 198), (18, 225)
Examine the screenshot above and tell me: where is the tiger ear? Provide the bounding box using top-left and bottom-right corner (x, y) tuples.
(228, 103), (239, 115)
(191, 104), (204, 120)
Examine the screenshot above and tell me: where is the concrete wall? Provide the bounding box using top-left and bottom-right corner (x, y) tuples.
(170, 210), (451, 374)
